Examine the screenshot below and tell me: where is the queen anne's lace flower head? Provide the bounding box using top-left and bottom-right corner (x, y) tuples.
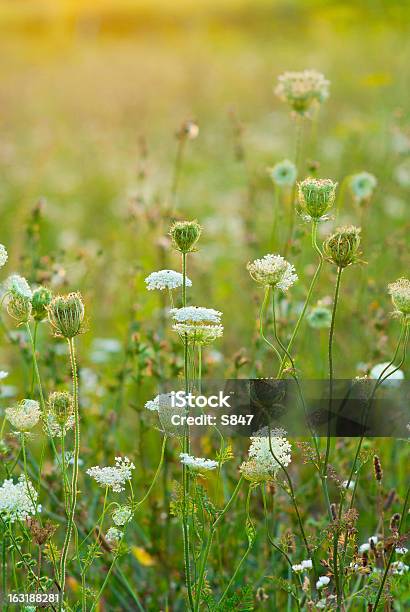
(298, 177), (337, 221)
(105, 527), (123, 544)
(145, 392), (186, 437)
(6, 399), (41, 432)
(323, 226), (362, 268)
(275, 69), (330, 117)
(268, 159), (297, 187)
(0, 244), (8, 268)
(180, 453), (218, 471)
(388, 278), (410, 318)
(0, 476), (39, 522)
(240, 427), (291, 483)
(316, 576), (330, 589)
(44, 391), (74, 437)
(112, 505), (133, 526)
(173, 323), (224, 345)
(171, 306), (222, 325)
(87, 457), (135, 492)
(350, 172), (377, 202)
(247, 254), (298, 291)
(48, 292), (85, 338)
(145, 269), (192, 291)
(6, 275), (32, 299)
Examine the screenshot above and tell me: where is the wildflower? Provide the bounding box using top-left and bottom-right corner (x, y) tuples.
(6, 275), (32, 299)
(145, 269), (192, 291)
(31, 286), (52, 321)
(105, 527), (123, 544)
(0, 244), (8, 268)
(145, 392), (186, 437)
(177, 120), (199, 140)
(396, 547), (408, 555)
(316, 576), (330, 589)
(169, 220), (202, 253)
(275, 69), (330, 117)
(391, 561), (409, 575)
(0, 476), (39, 522)
(171, 306), (222, 325)
(172, 323), (224, 345)
(44, 392), (75, 437)
(307, 305), (332, 329)
(302, 559), (313, 570)
(87, 457), (135, 493)
(240, 427), (292, 483)
(48, 292), (85, 338)
(247, 254), (297, 291)
(370, 362), (404, 383)
(342, 480), (355, 490)
(292, 563), (304, 573)
(112, 505), (133, 526)
(359, 535), (379, 553)
(350, 172), (377, 202)
(323, 225), (362, 268)
(268, 159), (297, 187)
(388, 278), (410, 318)
(179, 453), (218, 471)
(292, 559), (312, 572)
(298, 177), (337, 221)
(6, 399), (41, 432)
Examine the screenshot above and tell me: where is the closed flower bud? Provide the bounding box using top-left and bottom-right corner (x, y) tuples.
(47, 391), (74, 429)
(48, 292), (85, 338)
(31, 287), (52, 322)
(298, 177), (337, 221)
(323, 226), (362, 268)
(169, 220), (202, 254)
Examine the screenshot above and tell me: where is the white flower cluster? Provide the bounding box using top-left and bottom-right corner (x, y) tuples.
(350, 172), (377, 201)
(268, 159), (297, 187)
(145, 269), (192, 291)
(6, 274), (32, 299)
(87, 456), (135, 493)
(391, 561), (409, 575)
(112, 505), (133, 526)
(105, 527), (123, 544)
(0, 244), (8, 268)
(359, 535), (378, 553)
(180, 453), (218, 471)
(145, 392), (173, 412)
(6, 399), (41, 432)
(275, 69), (330, 116)
(171, 306), (222, 325)
(316, 575), (330, 589)
(0, 476), (39, 523)
(247, 254), (298, 291)
(240, 428), (292, 483)
(292, 559), (313, 573)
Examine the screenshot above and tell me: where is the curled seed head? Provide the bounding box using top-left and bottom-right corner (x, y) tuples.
(169, 220), (202, 254)
(48, 391), (74, 427)
(373, 455), (383, 482)
(298, 177), (337, 220)
(48, 292), (85, 338)
(7, 294), (32, 325)
(323, 225), (362, 268)
(31, 286), (53, 322)
(390, 512), (400, 532)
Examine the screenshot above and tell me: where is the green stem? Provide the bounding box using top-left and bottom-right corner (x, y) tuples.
(136, 436), (167, 509)
(59, 337), (80, 611)
(260, 286), (282, 365)
(277, 220), (323, 378)
(30, 320), (39, 397)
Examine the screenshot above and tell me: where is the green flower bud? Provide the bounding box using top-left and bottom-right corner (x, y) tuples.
(7, 294), (32, 325)
(298, 178), (337, 220)
(31, 287), (52, 322)
(169, 220), (202, 254)
(48, 292), (85, 338)
(323, 225), (362, 268)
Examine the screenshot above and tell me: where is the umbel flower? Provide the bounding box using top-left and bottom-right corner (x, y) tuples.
(44, 391), (75, 437)
(6, 274), (32, 299)
(388, 278), (410, 319)
(268, 159), (297, 187)
(298, 177), (337, 221)
(112, 505), (133, 526)
(0, 475), (39, 523)
(48, 292), (85, 338)
(173, 323), (223, 345)
(6, 399), (41, 432)
(239, 427), (292, 483)
(145, 269), (192, 291)
(169, 220), (202, 253)
(4, 275), (32, 324)
(275, 69), (330, 117)
(323, 226), (362, 268)
(247, 254), (298, 291)
(87, 457), (135, 493)
(171, 306), (223, 345)
(145, 392), (186, 437)
(180, 453), (218, 471)
(0, 244), (8, 268)
(350, 172), (377, 202)
(31, 286), (52, 322)
(105, 527), (123, 544)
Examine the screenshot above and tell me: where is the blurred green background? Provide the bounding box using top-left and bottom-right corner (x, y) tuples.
(0, 0), (409, 378)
